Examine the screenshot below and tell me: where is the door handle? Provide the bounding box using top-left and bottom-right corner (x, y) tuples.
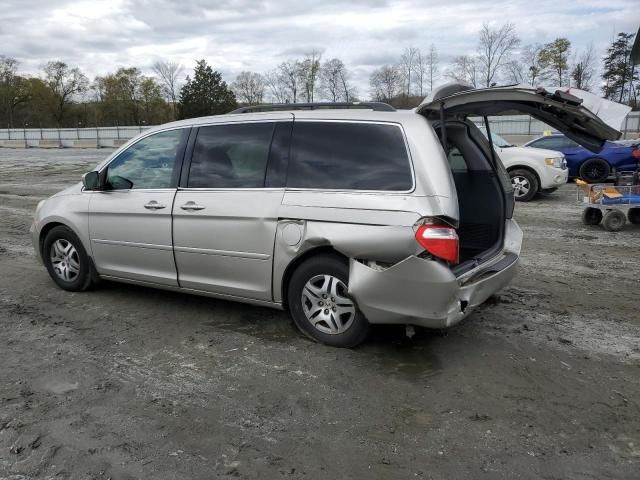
(144, 201), (166, 210)
(180, 201), (206, 211)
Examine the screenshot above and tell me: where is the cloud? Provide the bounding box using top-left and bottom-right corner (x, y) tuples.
(1, 0), (638, 97)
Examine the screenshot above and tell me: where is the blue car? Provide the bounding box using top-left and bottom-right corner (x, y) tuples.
(524, 134), (639, 183)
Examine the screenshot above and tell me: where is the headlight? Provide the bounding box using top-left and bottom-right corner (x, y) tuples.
(544, 157), (563, 168)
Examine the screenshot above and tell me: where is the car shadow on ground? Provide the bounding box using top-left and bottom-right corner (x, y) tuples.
(90, 279), (447, 378)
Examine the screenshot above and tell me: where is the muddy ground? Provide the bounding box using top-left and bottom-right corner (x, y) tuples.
(0, 148), (638, 479)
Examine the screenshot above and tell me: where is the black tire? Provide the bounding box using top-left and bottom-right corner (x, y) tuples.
(509, 169), (539, 202)
(581, 207), (603, 226)
(601, 210), (626, 232)
(42, 225), (94, 291)
(579, 158), (610, 183)
(287, 254), (369, 348)
(628, 208), (640, 225)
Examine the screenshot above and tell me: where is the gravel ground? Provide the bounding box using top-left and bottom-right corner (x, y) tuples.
(0, 148), (639, 480)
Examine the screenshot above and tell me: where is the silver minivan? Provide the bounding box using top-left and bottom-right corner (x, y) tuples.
(31, 83), (620, 347)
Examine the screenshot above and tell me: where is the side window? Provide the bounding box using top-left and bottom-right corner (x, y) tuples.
(562, 137), (579, 148)
(530, 138), (550, 149)
(287, 122), (413, 191)
(532, 137), (567, 150)
(188, 123), (275, 188)
(447, 146), (468, 171)
(106, 129), (185, 190)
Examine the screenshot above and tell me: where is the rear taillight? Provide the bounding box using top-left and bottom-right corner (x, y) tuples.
(632, 148), (640, 159)
(415, 224), (459, 264)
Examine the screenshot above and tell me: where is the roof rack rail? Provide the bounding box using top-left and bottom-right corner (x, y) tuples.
(230, 101), (396, 114)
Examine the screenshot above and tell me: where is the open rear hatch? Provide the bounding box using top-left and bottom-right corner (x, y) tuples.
(417, 83), (624, 152)
(417, 82), (624, 274)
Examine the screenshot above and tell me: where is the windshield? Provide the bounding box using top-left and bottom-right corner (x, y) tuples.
(488, 131), (513, 148)
(479, 127), (513, 148)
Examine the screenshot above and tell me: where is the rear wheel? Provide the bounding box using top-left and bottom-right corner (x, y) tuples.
(628, 208), (640, 225)
(579, 158), (610, 183)
(581, 207), (603, 226)
(287, 254), (369, 348)
(43, 226), (94, 291)
(509, 169), (539, 202)
(602, 210), (626, 232)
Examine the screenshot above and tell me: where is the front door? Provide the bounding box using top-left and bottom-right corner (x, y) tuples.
(89, 128), (189, 286)
(172, 121), (287, 301)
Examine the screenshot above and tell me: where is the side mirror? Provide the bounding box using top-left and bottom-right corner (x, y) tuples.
(82, 171), (101, 190)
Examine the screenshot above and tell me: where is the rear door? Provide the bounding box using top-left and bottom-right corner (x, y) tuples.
(417, 84), (623, 152)
(172, 119), (291, 301)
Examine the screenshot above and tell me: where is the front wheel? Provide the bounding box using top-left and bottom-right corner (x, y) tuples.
(582, 207), (603, 225)
(43, 226), (94, 291)
(287, 255), (369, 347)
(509, 169), (539, 202)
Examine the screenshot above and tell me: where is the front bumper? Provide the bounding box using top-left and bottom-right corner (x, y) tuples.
(539, 166), (569, 189)
(348, 219), (522, 329)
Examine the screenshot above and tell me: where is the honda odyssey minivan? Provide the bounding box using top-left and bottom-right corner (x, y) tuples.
(31, 83), (620, 347)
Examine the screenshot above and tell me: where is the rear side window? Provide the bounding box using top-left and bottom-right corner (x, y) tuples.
(532, 136), (574, 150)
(188, 123), (275, 188)
(287, 122), (412, 191)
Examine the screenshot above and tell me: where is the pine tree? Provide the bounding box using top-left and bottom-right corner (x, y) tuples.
(178, 60), (236, 119)
(539, 38), (571, 87)
(602, 32), (638, 106)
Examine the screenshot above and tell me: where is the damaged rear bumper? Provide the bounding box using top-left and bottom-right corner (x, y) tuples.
(348, 220), (522, 329)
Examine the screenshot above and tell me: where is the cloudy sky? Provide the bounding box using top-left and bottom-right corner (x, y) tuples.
(1, 0), (639, 94)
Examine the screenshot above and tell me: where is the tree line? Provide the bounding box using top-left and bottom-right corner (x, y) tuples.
(370, 25), (638, 109)
(0, 25), (637, 129)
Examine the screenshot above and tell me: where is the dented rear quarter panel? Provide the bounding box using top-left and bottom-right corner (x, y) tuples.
(271, 113), (463, 304)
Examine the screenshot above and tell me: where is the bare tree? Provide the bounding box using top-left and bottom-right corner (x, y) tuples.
(43, 61), (88, 126)
(319, 58), (356, 102)
(571, 43), (596, 91)
(264, 68), (289, 103)
(232, 71), (265, 105)
(370, 65), (402, 101)
(505, 59), (525, 84)
(152, 60), (183, 118)
(298, 51), (322, 102)
(446, 55), (479, 87)
(521, 43), (546, 86)
(399, 47), (419, 97)
(338, 66), (357, 102)
(477, 23), (520, 87)
(278, 60), (300, 103)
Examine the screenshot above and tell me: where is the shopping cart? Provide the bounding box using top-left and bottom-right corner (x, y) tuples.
(577, 178), (640, 231)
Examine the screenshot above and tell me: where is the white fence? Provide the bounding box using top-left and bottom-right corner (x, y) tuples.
(1, 112), (639, 148)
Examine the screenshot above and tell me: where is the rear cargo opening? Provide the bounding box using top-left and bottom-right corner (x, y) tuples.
(434, 121), (508, 273)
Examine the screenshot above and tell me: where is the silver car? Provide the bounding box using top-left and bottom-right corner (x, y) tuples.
(31, 83), (620, 347)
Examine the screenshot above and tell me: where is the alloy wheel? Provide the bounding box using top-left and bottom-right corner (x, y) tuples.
(511, 175), (531, 199)
(301, 274), (356, 335)
(50, 239), (80, 282)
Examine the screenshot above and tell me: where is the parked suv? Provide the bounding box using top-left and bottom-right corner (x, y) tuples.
(478, 129), (568, 201)
(31, 83), (620, 347)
